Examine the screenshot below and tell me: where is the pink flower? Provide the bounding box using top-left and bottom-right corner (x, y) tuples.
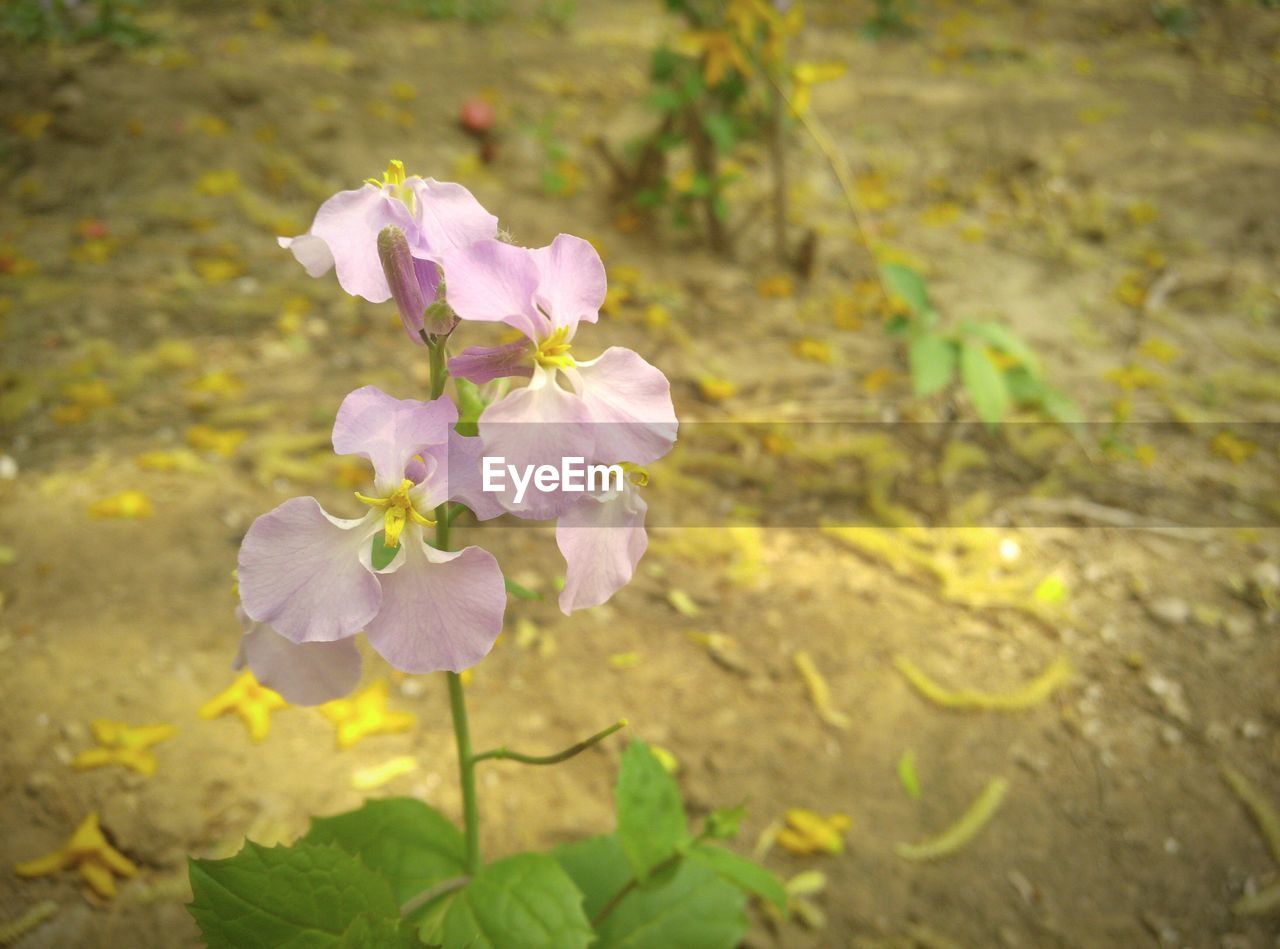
(554, 475), (650, 614)
(233, 607), (361, 706)
(278, 160), (497, 309)
(441, 234), (678, 515)
(440, 234), (675, 613)
(237, 386), (506, 682)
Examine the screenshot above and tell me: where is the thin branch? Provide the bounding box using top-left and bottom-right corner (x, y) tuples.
(471, 720), (628, 766)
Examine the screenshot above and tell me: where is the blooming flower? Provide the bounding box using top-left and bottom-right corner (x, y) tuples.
(441, 234), (677, 511)
(438, 234), (675, 613)
(237, 386), (506, 686)
(278, 161), (497, 336)
(554, 468), (650, 614)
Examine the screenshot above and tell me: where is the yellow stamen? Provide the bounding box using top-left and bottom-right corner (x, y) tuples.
(620, 462), (650, 487)
(364, 159), (416, 213)
(535, 325), (575, 370)
(355, 478), (435, 549)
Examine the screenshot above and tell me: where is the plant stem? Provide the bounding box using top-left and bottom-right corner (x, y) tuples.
(427, 337), (449, 400)
(446, 670), (481, 875)
(472, 719), (628, 766)
(426, 341), (478, 874)
(768, 69), (788, 264)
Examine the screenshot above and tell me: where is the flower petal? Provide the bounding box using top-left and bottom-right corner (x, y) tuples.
(234, 608), (362, 706)
(332, 386), (458, 491)
(440, 239), (546, 340)
(406, 178), (499, 257)
(431, 430), (509, 521)
(477, 368), (595, 519)
(363, 539), (506, 673)
(448, 340), (534, 386)
(530, 234), (606, 334)
(556, 488), (648, 614)
(238, 498), (381, 644)
(278, 233), (334, 278)
(308, 185), (417, 303)
(570, 347), (678, 464)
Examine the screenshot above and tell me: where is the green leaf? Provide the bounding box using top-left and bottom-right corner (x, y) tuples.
(898, 749), (922, 800)
(553, 834), (633, 920)
(455, 379), (485, 437)
(960, 342), (1009, 426)
(594, 858), (747, 948)
(504, 577), (543, 601)
(187, 841), (399, 949)
(960, 319), (1040, 375)
(687, 842), (788, 913)
(908, 335), (957, 397)
(702, 112), (736, 151)
(335, 913), (410, 948)
(302, 798), (467, 907)
(442, 853), (592, 948)
(880, 262), (932, 318)
(616, 740), (689, 879)
(370, 531), (399, 571)
(703, 805), (746, 841)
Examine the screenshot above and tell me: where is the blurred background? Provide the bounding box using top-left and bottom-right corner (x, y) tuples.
(1, 0), (1278, 945)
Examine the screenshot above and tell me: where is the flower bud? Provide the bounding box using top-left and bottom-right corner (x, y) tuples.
(378, 225), (426, 340)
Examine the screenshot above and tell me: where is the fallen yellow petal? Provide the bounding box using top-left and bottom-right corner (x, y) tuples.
(894, 655), (1071, 711)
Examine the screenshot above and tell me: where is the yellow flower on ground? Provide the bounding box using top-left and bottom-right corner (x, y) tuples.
(320, 680), (416, 749)
(790, 61), (846, 116)
(14, 813), (137, 900)
(777, 808), (852, 855)
(199, 670), (287, 742)
(87, 490), (153, 519)
(72, 720), (177, 777)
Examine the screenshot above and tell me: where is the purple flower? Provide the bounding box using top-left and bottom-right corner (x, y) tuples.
(237, 386), (506, 682)
(441, 235), (678, 500)
(278, 160), (497, 307)
(440, 234), (676, 613)
(233, 607), (361, 706)
(555, 471), (650, 614)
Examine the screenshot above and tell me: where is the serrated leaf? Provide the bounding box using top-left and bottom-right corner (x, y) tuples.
(594, 858), (747, 948)
(908, 335), (957, 397)
(881, 262), (932, 318)
(553, 834), (633, 920)
(187, 841), (398, 949)
(442, 853), (592, 949)
(687, 842), (788, 913)
(616, 740), (689, 879)
(302, 798), (466, 907)
(960, 342), (1009, 426)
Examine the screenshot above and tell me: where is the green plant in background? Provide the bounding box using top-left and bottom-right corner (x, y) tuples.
(189, 740), (784, 947)
(861, 0), (917, 40)
(1151, 1), (1200, 37)
(397, 0), (509, 25)
(0, 0), (155, 46)
(601, 0), (830, 259)
(882, 262), (1077, 426)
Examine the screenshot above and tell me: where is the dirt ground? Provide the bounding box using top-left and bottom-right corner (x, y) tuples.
(2, 0), (1279, 946)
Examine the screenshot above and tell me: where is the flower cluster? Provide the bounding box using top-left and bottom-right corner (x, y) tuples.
(237, 162), (677, 704)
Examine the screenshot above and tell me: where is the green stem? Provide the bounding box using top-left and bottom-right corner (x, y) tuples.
(427, 337), (449, 400)
(427, 340), (478, 873)
(472, 719), (628, 766)
(446, 670), (480, 874)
